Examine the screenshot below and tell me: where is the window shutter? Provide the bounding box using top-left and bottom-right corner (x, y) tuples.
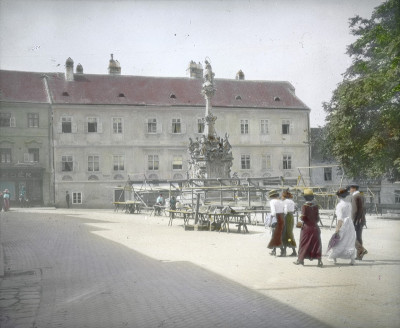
(181, 122), (186, 134)
(72, 123), (78, 133)
(57, 122), (62, 133)
(144, 119), (149, 134)
(168, 122), (172, 134)
(24, 153), (30, 162)
(290, 120), (294, 134)
(157, 122), (162, 134)
(97, 122), (103, 133)
(10, 117), (16, 127)
(84, 122), (88, 133)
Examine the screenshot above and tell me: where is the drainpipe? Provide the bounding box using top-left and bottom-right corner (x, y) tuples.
(307, 112), (311, 183)
(42, 75), (56, 206)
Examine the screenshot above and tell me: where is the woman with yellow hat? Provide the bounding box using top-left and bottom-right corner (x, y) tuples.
(267, 189), (285, 257)
(294, 188), (323, 267)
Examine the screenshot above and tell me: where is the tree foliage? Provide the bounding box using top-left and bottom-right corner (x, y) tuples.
(323, 0), (400, 182)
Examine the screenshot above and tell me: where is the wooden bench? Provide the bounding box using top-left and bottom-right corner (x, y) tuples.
(165, 209), (193, 226)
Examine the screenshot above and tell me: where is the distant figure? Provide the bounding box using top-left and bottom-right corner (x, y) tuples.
(267, 189), (285, 257)
(0, 191), (3, 211)
(19, 186), (26, 207)
(66, 191), (70, 208)
(282, 189), (297, 257)
(155, 194), (164, 215)
(169, 196), (177, 219)
(349, 184), (368, 260)
(3, 189), (10, 211)
(294, 189), (323, 267)
(327, 188), (356, 265)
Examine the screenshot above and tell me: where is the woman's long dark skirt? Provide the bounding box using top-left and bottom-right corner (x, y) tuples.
(268, 213), (284, 248)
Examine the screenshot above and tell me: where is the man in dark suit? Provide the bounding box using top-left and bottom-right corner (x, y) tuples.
(349, 184), (368, 260)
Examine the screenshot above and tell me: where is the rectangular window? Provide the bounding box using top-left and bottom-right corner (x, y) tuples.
(148, 155), (159, 171)
(72, 192), (82, 204)
(282, 120), (290, 134)
(395, 190), (400, 204)
(260, 119), (269, 134)
(0, 112), (12, 127)
(147, 118), (157, 133)
(197, 118), (205, 134)
(0, 148), (11, 163)
(28, 148), (39, 162)
(113, 155), (124, 171)
(62, 155), (73, 171)
(87, 117), (98, 133)
(88, 155), (100, 172)
(172, 118), (181, 133)
(241, 119), (249, 134)
(112, 117), (123, 134)
(28, 113), (39, 128)
(62, 117), (72, 133)
(172, 155), (183, 170)
(241, 155), (250, 169)
(262, 154), (272, 170)
(283, 155), (292, 170)
(324, 167), (332, 181)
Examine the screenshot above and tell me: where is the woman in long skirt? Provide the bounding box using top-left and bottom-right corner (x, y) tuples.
(294, 188), (323, 267)
(267, 189), (285, 257)
(282, 189), (297, 257)
(327, 188), (356, 265)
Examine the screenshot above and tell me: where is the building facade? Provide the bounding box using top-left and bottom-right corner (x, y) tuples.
(0, 56), (311, 208)
(0, 71), (54, 206)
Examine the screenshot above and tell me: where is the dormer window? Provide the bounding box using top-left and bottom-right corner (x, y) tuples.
(62, 91), (69, 96)
(118, 93), (125, 97)
(170, 94), (176, 99)
(235, 95), (242, 100)
(274, 96), (280, 101)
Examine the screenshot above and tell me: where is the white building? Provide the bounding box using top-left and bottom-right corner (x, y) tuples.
(0, 56), (311, 208)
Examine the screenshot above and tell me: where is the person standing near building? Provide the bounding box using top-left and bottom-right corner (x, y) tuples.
(327, 188), (356, 265)
(294, 188), (323, 267)
(349, 184), (368, 260)
(66, 191), (70, 208)
(267, 189), (285, 257)
(282, 189), (297, 257)
(3, 189), (10, 211)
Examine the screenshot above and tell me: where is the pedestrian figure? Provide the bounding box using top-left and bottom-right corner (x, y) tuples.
(327, 188), (356, 265)
(282, 189), (297, 257)
(66, 191), (70, 208)
(3, 189), (10, 211)
(155, 193), (164, 215)
(267, 189), (285, 257)
(294, 188), (323, 267)
(349, 184), (368, 260)
(169, 196), (177, 219)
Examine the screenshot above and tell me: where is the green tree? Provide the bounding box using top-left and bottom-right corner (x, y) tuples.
(323, 0), (400, 182)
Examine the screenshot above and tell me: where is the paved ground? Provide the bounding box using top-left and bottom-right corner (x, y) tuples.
(0, 208), (399, 328)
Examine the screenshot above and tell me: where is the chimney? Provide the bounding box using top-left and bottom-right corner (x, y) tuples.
(236, 70), (245, 80)
(65, 57), (74, 81)
(108, 54), (121, 75)
(76, 63), (83, 74)
(186, 60), (203, 78)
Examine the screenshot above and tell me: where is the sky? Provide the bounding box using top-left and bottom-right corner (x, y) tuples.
(0, 0), (384, 127)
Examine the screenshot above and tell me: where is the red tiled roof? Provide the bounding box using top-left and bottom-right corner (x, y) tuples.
(1, 70), (309, 109)
(0, 70), (48, 103)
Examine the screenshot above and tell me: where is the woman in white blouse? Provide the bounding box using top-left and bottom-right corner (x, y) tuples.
(282, 190), (297, 257)
(327, 188), (356, 265)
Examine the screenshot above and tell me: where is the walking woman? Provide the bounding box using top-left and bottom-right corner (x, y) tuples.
(327, 188), (356, 265)
(294, 188), (323, 267)
(282, 189), (297, 257)
(267, 189), (285, 257)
